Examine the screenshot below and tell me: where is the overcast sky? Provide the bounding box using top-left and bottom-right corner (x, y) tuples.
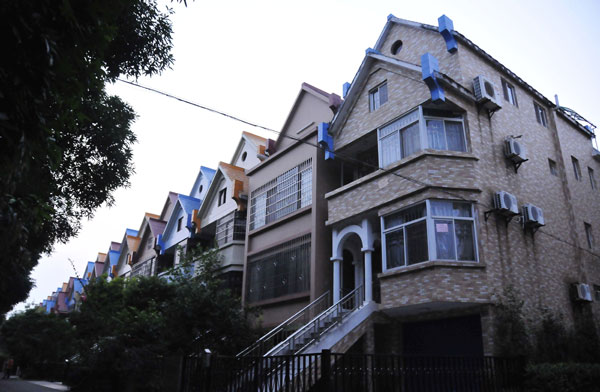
(12, 0), (600, 313)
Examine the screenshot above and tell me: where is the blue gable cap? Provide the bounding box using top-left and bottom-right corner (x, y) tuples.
(178, 195), (201, 214)
(125, 228), (138, 237)
(201, 166), (216, 182)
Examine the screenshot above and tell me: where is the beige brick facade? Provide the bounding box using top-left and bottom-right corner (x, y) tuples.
(324, 17), (600, 355)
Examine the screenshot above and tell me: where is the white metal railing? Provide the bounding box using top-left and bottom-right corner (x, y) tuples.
(267, 285), (365, 356)
(237, 291), (330, 358)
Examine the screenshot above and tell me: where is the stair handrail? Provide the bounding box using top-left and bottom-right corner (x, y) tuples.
(267, 285), (365, 357)
(237, 290), (330, 357)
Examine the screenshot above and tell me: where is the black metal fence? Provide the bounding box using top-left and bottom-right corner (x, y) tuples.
(180, 350), (525, 392)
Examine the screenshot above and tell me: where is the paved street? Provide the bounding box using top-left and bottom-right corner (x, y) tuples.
(0, 377), (69, 391)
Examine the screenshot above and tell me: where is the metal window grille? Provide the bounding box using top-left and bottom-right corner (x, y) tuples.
(132, 258), (154, 277)
(249, 159), (312, 231)
(215, 211), (247, 247)
(246, 234), (311, 302)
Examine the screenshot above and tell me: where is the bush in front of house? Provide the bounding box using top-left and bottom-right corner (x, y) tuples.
(524, 362), (600, 392)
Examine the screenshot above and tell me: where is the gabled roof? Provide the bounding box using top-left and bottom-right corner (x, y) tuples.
(83, 261), (95, 279)
(179, 194), (202, 215)
(159, 192), (179, 221)
(274, 82), (341, 150)
(148, 217), (166, 237)
(330, 50), (422, 137)
(230, 132), (268, 166)
(190, 166), (216, 198)
(366, 15), (593, 137)
(197, 161), (248, 220)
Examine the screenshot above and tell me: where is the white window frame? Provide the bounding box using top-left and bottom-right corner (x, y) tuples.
(377, 106), (468, 168)
(423, 115), (467, 153)
(369, 82), (388, 112)
(381, 199), (479, 272)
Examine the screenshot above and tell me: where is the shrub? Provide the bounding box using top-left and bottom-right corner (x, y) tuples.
(524, 363), (600, 392)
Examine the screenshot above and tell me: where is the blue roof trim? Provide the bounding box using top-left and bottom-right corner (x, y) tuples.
(342, 82), (351, 98)
(178, 195), (201, 214)
(108, 250), (120, 266)
(438, 15), (457, 53)
(125, 228), (138, 237)
(318, 123), (334, 160)
(421, 53), (445, 102)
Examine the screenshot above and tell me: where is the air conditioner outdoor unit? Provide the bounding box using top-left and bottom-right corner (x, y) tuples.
(504, 137), (527, 164)
(522, 203), (545, 227)
(473, 75), (502, 111)
(572, 283), (593, 302)
(493, 191), (519, 215)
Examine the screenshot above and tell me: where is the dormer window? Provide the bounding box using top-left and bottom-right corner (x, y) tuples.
(369, 82), (388, 111)
(177, 217), (183, 232)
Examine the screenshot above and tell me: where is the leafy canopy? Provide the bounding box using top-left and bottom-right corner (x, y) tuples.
(0, 0), (175, 314)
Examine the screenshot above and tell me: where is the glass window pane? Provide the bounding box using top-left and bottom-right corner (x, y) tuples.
(435, 219), (456, 260)
(431, 200), (472, 217)
(406, 220), (428, 265)
(379, 83), (388, 105)
(386, 230), (405, 268)
(445, 121), (466, 152)
(380, 132), (401, 167)
(455, 220), (476, 261)
(401, 122), (421, 157)
(384, 202), (426, 229)
(427, 119), (446, 150)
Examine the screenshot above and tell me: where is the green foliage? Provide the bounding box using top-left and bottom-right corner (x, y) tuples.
(67, 246), (256, 391)
(524, 363), (600, 392)
(531, 309), (570, 363)
(493, 285), (531, 357)
(0, 0), (175, 315)
(0, 309), (75, 379)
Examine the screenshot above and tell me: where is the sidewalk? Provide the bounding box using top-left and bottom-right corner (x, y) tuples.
(0, 375), (70, 391)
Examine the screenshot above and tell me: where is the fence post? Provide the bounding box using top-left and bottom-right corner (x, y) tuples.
(321, 349), (331, 392)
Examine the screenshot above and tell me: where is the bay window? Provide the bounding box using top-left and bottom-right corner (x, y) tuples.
(378, 106), (467, 168)
(382, 200), (477, 271)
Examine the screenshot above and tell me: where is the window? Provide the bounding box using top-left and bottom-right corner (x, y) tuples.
(249, 159), (312, 230)
(572, 156), (581, 181)
(215, 211), (246, 247)
(585, 223), (594, 249)
(377, 107), (467, 168)
(379, 110), (421, 167)
(246, 234), (310, 302)
(548, 159), (558, 176)
(218, 188), (227, 206)
(177, 217), (183, 232)
(594, 285), (600, 302)
(501, 79), (518, 107)
(382, 200), (477, 270)
(589, 167), (596, 189)
(534, 102), (548, 127)
(426, 117), (467, 153)
(369, 82), (388, 111)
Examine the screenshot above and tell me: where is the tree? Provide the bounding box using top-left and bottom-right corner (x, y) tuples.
(0, 308), (76, 379)
(67, 247), (256, 391)
(0, 0), (175, 314)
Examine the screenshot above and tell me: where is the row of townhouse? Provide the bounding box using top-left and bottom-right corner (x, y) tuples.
(42, 130), (270, 313)
(43, 14), (600, 359)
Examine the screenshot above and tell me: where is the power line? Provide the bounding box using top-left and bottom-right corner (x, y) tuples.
(116, 78), (600, 260)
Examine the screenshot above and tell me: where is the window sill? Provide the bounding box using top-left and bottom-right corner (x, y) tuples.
(378, 260), (484, 279)
(248, 205), (312, 237)
(217, 240), (245, 251)
(247, 291), (310, 308)
(325, 150), (479, 200)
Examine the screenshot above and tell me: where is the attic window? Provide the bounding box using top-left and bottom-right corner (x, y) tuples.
(242, 151), (247, 162)
(391, 40), (403, 55)
(199, 185), (203, 194)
